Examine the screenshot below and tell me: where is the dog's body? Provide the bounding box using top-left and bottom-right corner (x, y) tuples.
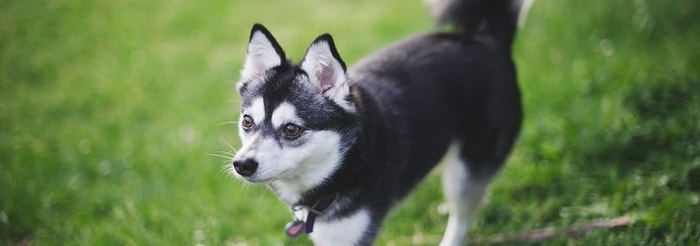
(230, 0), (524, 245)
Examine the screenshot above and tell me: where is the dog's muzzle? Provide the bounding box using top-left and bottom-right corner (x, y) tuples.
(232, 159), (258, 177)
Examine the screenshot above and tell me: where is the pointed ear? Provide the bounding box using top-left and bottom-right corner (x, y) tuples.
(300, 34), (353, 110)
(240, 24), (286, 82)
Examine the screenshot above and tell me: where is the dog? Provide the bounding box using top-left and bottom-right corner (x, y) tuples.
(229, 0), (525, 244)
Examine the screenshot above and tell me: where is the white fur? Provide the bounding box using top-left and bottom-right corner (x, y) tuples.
(240, 31), (282, 82)
(439, 142), (487, 246)
(233, 100), (342, 204)
(300, 41), (355, 113)
(248, 98), (266, 124)
(234, 133), (261, 162)
(265, 130), (342, 204)
(271, 102), (302, 129)
(238, 97), (265, 142)
(310, 208), (370, 246)
(517, 0), (535, 28)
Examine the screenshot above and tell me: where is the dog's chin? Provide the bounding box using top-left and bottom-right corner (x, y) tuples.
(234, 172), (281, 184)
(236, 176), (271, 183)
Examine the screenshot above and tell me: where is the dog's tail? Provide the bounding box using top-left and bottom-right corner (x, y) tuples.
(427, 0), (532, 49)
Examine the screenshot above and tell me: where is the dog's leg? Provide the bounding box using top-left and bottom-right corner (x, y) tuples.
(439, 143), (489, 246)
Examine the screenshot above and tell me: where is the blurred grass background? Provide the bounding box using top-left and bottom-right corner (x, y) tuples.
(1, 0), (698, 245)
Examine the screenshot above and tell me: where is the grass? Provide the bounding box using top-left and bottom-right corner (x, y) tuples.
(1, 0), (699, 245)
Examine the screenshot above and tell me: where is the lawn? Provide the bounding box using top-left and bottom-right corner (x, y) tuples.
(1, 0), (698, 245)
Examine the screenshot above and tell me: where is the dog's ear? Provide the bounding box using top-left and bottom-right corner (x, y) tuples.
(239, 24), (286, 84)
(300, 34), (353, 110)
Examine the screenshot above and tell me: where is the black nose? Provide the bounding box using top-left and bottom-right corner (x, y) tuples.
(232, 159), (258, 177)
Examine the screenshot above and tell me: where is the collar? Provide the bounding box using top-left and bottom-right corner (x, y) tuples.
(285, 194), (337, 237)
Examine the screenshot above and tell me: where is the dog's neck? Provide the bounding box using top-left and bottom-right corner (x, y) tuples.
(284, 193), (339, 237)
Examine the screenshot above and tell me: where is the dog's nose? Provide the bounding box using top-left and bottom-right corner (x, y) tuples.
(232, 159), (258, 177)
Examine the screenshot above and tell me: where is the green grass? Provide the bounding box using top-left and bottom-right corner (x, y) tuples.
(1, 0), (699, 245)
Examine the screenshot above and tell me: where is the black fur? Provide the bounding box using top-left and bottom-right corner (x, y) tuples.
(301, 31), (522, 243)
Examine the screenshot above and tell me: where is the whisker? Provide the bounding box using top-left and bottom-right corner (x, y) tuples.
(243, 182), (251, 197)
(220, 162), (234, 176)
(205, 152), (234, 160)
(216, 150), (235, 158)
(222, 139), (238, 154)
(218, 121), (239, 127)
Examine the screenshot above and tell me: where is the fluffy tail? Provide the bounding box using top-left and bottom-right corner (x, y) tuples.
(427, 0), (531, 48)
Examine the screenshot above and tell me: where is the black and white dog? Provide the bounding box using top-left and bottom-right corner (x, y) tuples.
(230, 0), (526, 244)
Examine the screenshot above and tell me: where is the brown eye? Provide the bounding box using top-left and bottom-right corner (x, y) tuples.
(241, 115), (254, 130)
(283, 123), (303, 138)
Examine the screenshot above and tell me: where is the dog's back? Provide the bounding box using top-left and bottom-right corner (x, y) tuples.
(330, 1), (524, 244)
(347, 0), (523, 204)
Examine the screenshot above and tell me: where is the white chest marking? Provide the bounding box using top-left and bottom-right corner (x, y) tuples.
(310, 208), (370, 246)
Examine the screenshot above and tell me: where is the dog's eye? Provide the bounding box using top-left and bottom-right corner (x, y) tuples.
(241, 115), (254, 130)
(282, 123), (303, 138)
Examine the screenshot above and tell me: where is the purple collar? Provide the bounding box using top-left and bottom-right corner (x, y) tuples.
(285, 195), (337, 237)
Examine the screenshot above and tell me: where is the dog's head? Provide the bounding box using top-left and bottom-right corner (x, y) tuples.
(231, 24), (358, 189)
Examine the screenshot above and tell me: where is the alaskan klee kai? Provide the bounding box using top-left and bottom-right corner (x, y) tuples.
(230, 0), (526, 244)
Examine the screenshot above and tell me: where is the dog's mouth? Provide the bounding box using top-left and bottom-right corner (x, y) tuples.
(240, 176), (274, 183)
(234, 166), (294, 184)
(233, 169), (279, 183)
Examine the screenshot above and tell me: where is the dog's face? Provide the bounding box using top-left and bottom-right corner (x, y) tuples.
(231, 24), (357, 190)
